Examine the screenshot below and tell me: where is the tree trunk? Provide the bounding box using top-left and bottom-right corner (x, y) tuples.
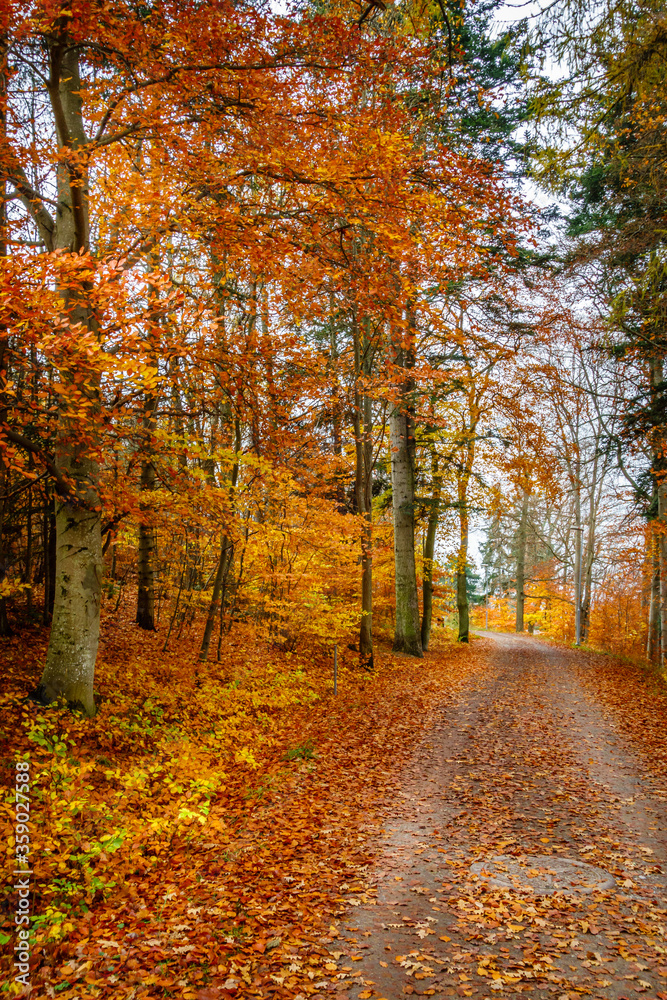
(647, 523), (660, 662)
(37, 495), (101, 714)
(26, 482), (33, 614)
(648, 355), (667, 669)
(580, 444), (602, 643)
(0, 41), (9, 639)
(515, 489), (529, 633)
(136, 511), (156, 628)
(421, 450), (441, 651)
(456, 518), (469, 643)
(37, 47), (101, 715)
(354, 318), (373, 668)
(456, 434), (475, 644)
(199, 537), (233, 661)
(360, 391), (374, 667)
(573, 472), (583, 646)
(659, 483), (667, 672)
(389, 403), (422, 656)
(136, 425), (157, 630)
(0, 461), (10, 636)
(199, 417), (240, 661)
(330, 314), (345, 509)
(136, 248), (162, 630)
(389, 310), (422, 658)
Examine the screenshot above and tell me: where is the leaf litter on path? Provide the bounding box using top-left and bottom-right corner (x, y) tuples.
(325, 634), (667, 1000)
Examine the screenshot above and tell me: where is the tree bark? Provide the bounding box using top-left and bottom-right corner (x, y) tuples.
(136, 458), (157, 630)
(456, 422), (476, 644)
(456, 515), (469, 643)
(37, 496), (101, 714)
(199, 417), (240, 661)
(389, 309), (422, 658)
(36, 46), (101, 715)
(136, 262), (159, 631)
(421, 447), (441, 652)
(0, 464), (10, 637)
(573, 466), (583, 646)
(648, 354), (667, 670)
(647, 521), (660, 662)
(515, 489), (529, 633)
(580, 443), (602, 642)
(354, 317), (373, 668)
(360, 391), (374, 667)
(390, 401), (422, 656)
(199, 537), (233, 662)
(659, 483), (667, 673)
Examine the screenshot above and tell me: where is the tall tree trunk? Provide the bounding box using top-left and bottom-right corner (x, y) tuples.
(37, 46), (100, 716)
(136, 267), (159, 630)
(421, 447), (441, 652)
(389, 310), (422, 657)
(456, 511), (469, 643)
(38, 489), (101, 714)
(136, 455), (157, 630)
(26, 481), (33, 614)
(515, 489), (529, 633)
(0, 465), (10, 637)
(354, 317), (373, 668)
(647, 520), (660, 662)
(658, 476), (667, 671)
(360, 391), (374, 667)
(136, 240), (166, 630)
(390, 403), (422, 656)
(329, 311), (345, 509)
(199, 538), (233, 661)
(456, 426), (476, 644)
(658, 486), (667, 672)
(199, 417), (240, 662)
(580, 444), (602, 642)
(573, 468), (583, 646)
(0, 33), (9, 638)
(648, 355), (667, 670)
(580, 550), (595, 643)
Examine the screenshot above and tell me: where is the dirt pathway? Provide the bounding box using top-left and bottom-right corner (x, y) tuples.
(321, 635), (667, 1000)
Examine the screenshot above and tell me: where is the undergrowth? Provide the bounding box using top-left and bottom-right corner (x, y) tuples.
(0, 599), (474, 1000)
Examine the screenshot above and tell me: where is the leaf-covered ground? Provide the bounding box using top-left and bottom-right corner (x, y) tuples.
(2, 627), (667, 1000)
(1, 610), (482, 1000)
(326, 633), (667, 1000)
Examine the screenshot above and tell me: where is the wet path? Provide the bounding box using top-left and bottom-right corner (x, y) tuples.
(323, 635), (667, 1000)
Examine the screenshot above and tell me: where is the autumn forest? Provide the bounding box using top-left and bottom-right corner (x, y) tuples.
(2, 1), (667, 999)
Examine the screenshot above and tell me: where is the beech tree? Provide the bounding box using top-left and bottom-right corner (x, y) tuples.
(2, 0), (338, 710)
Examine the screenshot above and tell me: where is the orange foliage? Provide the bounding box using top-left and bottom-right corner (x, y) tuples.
(0, 603), (478, 998)
(472, 544), (649, 663)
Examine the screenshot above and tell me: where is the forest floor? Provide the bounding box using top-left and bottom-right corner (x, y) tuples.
(2, 620), (667, 1000)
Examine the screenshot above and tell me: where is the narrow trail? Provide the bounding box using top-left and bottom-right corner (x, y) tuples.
(324, 635), (667, 1000)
